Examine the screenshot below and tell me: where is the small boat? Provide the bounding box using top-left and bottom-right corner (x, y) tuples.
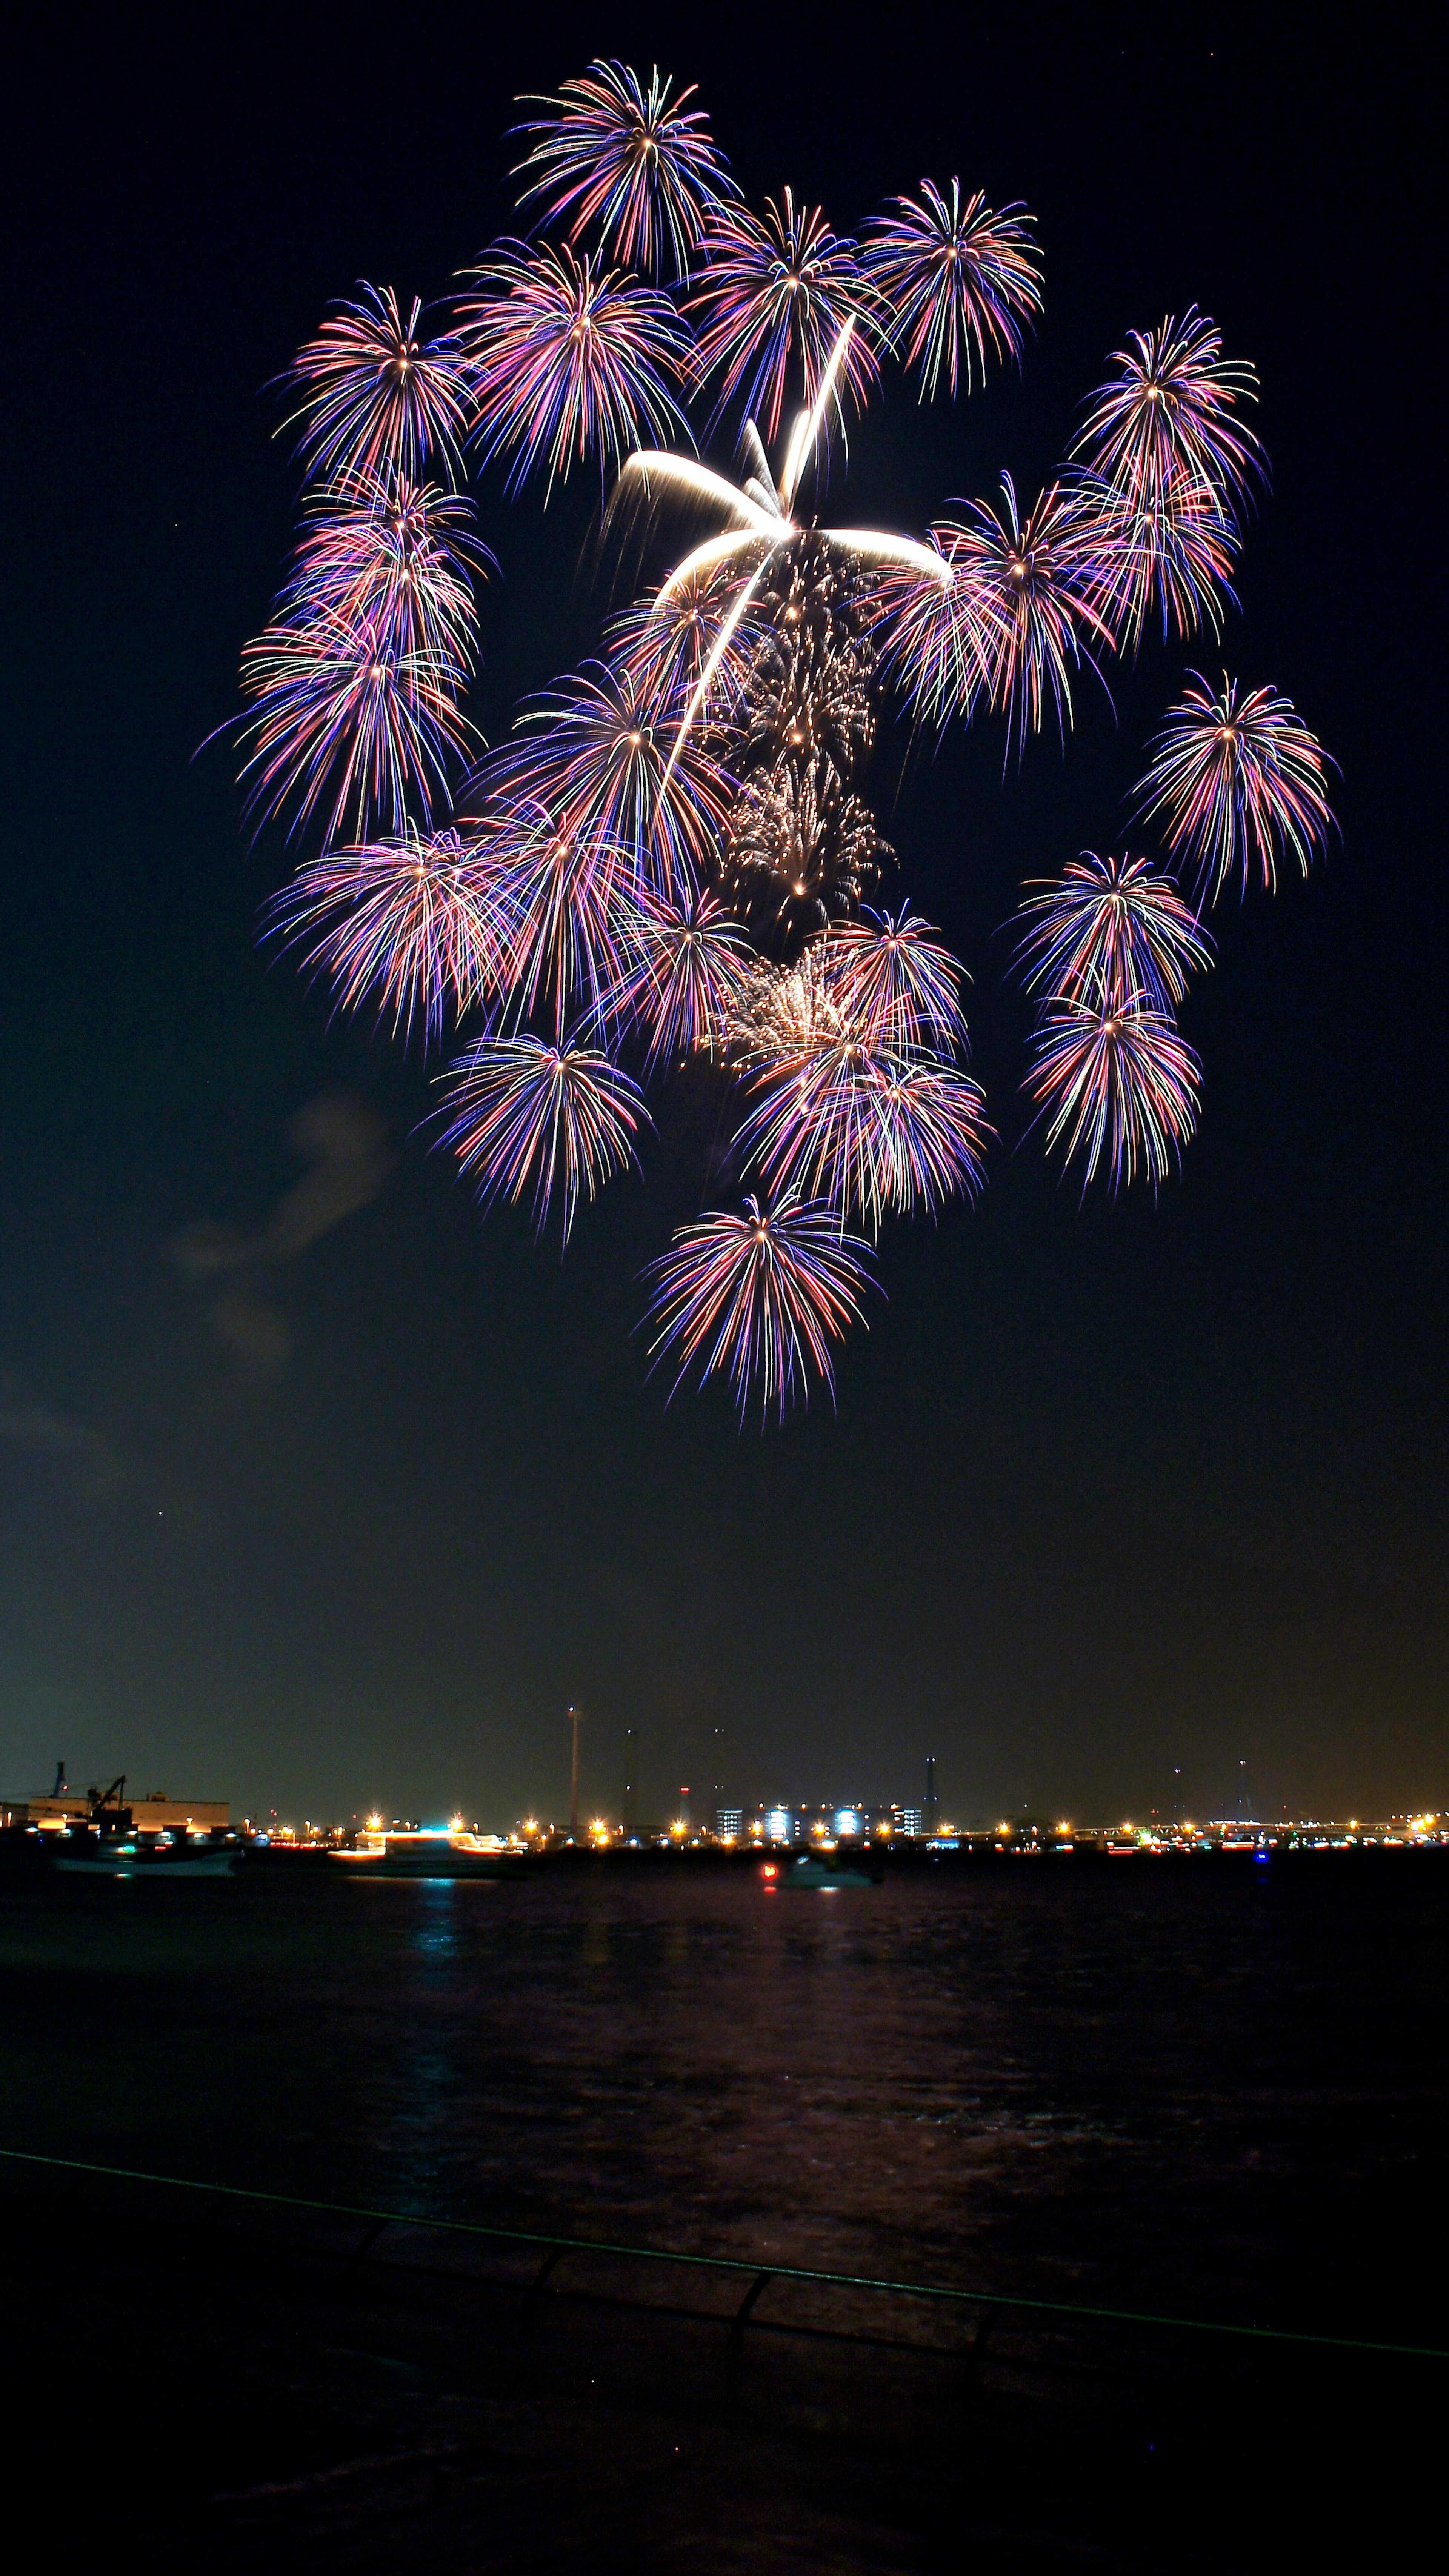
(52, 1829), (238, 1878)
(764, 1852), (883, 1891)
(328, 1828), (525, 1880)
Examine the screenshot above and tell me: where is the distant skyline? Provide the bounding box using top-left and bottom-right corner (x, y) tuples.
(1, 6), (1443, 1822)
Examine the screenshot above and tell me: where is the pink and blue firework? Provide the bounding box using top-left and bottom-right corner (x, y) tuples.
(868, 528), (996, 730)
(238, 601), (471, 846)
(737, 1038), (988, 1231)
(931, 478), (1113, 757)
(486, 660), (735, 895)
(688, 190), (878, 441)
(281, 285), (472, 485)
(440, 1034), (648, 1241)
(1015, 852), (1211, 1012)
(268, 824), (505, 1048)
(1133, 673), (1338, 901)
(284, 471), (489, 675)
(602, 885), (754, 1073)
(1075, 309), (1265, 517)
(483, 801), (640, 1038)
(823, 907), (971, 1051)
(606, 572), (762, 722)
(1074, 463), (1240, 653)
(460, 243), (692, 495)
(1026, 998), (1201, 1192)
(862, 181), (1042, 399)
(642, 1192), (877, 1421)
(512, 62), (732, 277)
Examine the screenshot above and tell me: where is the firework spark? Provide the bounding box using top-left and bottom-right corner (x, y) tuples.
(1026, 998), (1201, 1192)
(513, 61), (732, 275)
(268, 823), (504, 1046)
(642, 1191), (877, 1419)
(460, 242), (692, 494)
(863, 181), (1042, 398)
(1015, 853), (1211, 1012)
(282, 285), (472, 484)
(441, 1034), (647, 1240)
(1133, 673), (1337, 900)
(689, 191), (878, 441)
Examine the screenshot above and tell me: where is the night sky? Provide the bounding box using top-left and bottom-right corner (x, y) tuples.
(2, 5), (1442, 1830)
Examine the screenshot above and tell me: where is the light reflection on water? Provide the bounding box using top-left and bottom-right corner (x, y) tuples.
(3, 1859), (1445, 2339)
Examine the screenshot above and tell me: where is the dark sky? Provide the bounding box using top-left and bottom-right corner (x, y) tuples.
(1, 4), (1442, 1828)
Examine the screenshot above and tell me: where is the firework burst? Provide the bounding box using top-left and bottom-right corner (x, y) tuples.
(282, 285), (472, 485)
(642, 1191), (877, 1420)
(268, 823), (504, 1047)
(285, 471), (489, 673)
(513, 61), (731, 275)
(487, 660), (735, 897)
(737, 1032), (987, 1230)
(441, 1034), (648, 1241)
(929, 478), (1112, 757)
(238, 601), (471, 846)
(484, 803), (641, 1039)
(1133, 674), (1337, 900)
(1075, 309), (1265, 518)
(824, 906), (971, 1050)
(460, 242), (692, 494)
(863, 181), (1042, 399)
(1015, 852), (1211, 1012)
(1026, 998), (1201, 1192)
(603, 885), (754, 1073)
(689, 191), (878, 441)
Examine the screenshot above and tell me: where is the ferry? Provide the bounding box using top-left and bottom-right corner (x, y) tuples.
(329, 1826), (526, 1880)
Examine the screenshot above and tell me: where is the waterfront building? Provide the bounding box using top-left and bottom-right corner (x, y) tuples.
(924, 1757), (939, 1838)
(715, 1807), (743, 1840)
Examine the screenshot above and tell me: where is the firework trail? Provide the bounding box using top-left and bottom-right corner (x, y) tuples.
(268, 824), (504, 1047)
(1026, 998), (1201, 1192)
(513, 62), (732, 276)
(689, 191), (878, 441)
(1015, 853), (1211, 1012)
(643, 1192), (877, 1420)
(441, 1034), (648, 1241)
(1133, 674), (1337, 899)
(460, 243), (692, 494)
(282, 285), (472, 484)
(863, 182), (1042, 398)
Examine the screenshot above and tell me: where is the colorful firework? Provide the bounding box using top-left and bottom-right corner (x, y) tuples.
(1133, 673), (1337, 900)
(601, 884), (754, 1072)
(486, 803), (640, 1038)
(868, 525), (996, 731)
(929, 477), (1112, 757)
(513, 61), (732, 276)
(440, 1034), (648, 1241)
(726, 946), (850, 1062)
(824, 906), (971, 1050)
(460, 242), (692, 495)
(606, 568), (762, 719)
(642, 1192), (877, 1420)
(1015, 852), (1211, 1012)
(863, 181), (1042, 399)
(268, 823), (505, 1047)
(1026, 998), (1201, 1192)
(1075, 309), (1265, 518)
(689, 191), (878, 441)
(486, 660), (735, 896)
(281, 285), (472, 485)
(1076, 463), (1240, 652)
(284, 471), (489, 674)
(737, 1031), (987, 1230)
(238, 601), (471, 846)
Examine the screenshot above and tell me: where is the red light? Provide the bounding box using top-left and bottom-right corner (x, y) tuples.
(761, 1864), (778, 1881)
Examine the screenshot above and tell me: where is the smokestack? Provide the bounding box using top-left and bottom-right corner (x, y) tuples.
(924, 1754), (938, 1836)
(623, 1728), (637, 1839)
(53, 1759), (67, 1797)
(569, 1706), (581, 1841)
